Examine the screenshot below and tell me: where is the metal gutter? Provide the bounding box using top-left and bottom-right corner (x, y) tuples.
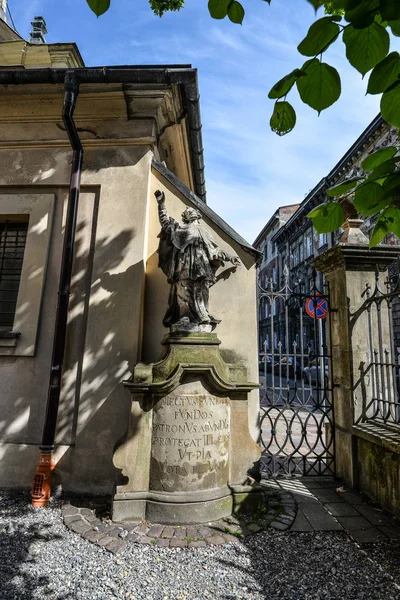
(0, 65), (206, 200)
(31, 71), (83, 507)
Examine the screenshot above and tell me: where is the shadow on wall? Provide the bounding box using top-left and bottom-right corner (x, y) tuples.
(0, 189), (142, 494)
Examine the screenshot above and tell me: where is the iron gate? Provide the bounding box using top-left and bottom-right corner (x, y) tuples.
(258, 266), (335, 477)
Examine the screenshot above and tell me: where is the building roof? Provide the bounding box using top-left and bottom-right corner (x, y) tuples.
(0, 64), (207, 202)
(253, 204), (300, 248)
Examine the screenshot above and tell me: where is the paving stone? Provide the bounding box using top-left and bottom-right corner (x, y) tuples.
(188, 541), (207, 548)
(134, 524), (150, 536)
(80, 508), (94, 517)
(62, 506), (81, 517)
(170, 538), (188, 548)
(139, 536), (153, 545)
(147, 525), (164, 538)
(64, 515), (83, 526)
(341, 491), (365, 505)
(197, 526), (213, 538)
(300, 505), (342, 531)
(290, 511), (314, 532)
(126, 532), (140, 542)
(161, 526), (174, 539)
(223, 533), (239, 543)
(157, 538), (170, 547)
(336, 516), (374, 531)
(276, 514), (293, 524)
(186, 526), (200, 539)
(312, 490), (345, 503)
(324, 503), (360, 518)
(173, 528), (187, 540)
(206, 535), (225, 545)
(354, 504), (393, 526)
(69, 521), (92, 534)
(93, 522), (109, 533)
(97, 536), (115, 547)
(82, 530), (104, 542)
(106, 527), (124, 538)
(270, 521), (289, 531)
(84, 514), (99, 523)
(350, 528), (387, 544)
(283, 508), (296, 518)
(106, 540), (128, 554)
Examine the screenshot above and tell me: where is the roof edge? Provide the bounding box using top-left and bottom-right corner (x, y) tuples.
(152, 158), (261, 260)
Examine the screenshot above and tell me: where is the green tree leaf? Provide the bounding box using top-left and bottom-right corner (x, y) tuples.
(270, 101), (297, 136)
(382, 171), (400, 197)
(342, 22), (390, 76)
(268, 69), (306, 99)
(345, 0), (380, 29)
(208, 0), (230, 19)
(361, 146), (398, 169)
(380, 0), (400, 22)
(298, 17), (341, 56)
(149, 0), (184, 16)
(307, 0), (325, 9)
(86, 0), (110, 16)
(228, 0), (245, 23)
(326, 177), (361, 196)
(296, 58), (341, 113)
(370, 205), (400, 246)
(388, 19), (400, 35)
(381, 81), (400, 127)
(366, 157), (397, 181)
(354, 181), (388, 215)
(307, 201), (346, 232)
(370, 213), (389, 245)
(367, 52), (400, 94)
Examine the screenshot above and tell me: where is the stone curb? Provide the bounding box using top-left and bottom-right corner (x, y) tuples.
(61, 489), (297, 554)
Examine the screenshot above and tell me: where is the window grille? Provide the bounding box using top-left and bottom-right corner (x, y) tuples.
(0, 221), (28, 330)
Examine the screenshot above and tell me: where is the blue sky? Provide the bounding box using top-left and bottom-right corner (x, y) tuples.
(9, 0), (395, 243)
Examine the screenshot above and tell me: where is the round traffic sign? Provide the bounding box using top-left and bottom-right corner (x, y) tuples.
(305, 294), (327, 319)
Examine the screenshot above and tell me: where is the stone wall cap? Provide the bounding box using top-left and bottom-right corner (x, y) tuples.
(312, 243), (400, 274)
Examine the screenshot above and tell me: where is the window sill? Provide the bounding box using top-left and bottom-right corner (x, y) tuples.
(0, 331), (21, 348)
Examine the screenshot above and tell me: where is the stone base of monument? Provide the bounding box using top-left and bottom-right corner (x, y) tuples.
(112, 332), (261, 525)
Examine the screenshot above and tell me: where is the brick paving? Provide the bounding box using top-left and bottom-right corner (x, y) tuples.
(61, 483), (296, 553)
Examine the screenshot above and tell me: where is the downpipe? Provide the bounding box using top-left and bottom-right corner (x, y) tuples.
(32, 72), (83, 507)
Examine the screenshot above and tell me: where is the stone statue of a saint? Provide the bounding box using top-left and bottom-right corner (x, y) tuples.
(155, 190), (239, 330)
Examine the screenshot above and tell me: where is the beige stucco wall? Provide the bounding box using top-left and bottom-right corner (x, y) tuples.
(0, 84), (259, 494)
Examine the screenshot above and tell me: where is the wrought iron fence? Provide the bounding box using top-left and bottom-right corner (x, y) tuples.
(258, 266), (335, 477)
(356, 266), (400, 426)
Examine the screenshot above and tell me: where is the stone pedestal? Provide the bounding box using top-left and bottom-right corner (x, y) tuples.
(112, 332), (261, 524)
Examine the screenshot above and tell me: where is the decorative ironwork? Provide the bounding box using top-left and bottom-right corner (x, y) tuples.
(0, 221), (28, 330)
(259, 266), (335, 477)
(356, 266), (400, 426)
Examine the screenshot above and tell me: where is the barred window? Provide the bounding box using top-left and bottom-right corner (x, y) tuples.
(0, 220), (28, 330)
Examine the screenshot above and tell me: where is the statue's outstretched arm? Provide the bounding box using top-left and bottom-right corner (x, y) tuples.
(155, 190), (176, 232)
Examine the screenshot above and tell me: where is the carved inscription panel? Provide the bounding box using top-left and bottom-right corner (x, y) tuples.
(150, 388), (230, 493)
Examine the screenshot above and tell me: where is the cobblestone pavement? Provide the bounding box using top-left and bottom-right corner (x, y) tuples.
(61, 483), (296, 553)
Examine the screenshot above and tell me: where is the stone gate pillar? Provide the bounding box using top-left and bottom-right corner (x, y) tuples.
(313, 220), (399, 488)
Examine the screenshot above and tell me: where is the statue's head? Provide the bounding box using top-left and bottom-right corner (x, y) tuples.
(181, 207), (202, 224)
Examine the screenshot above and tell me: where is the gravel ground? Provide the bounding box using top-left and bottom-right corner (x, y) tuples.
(1, 491), (400, 600)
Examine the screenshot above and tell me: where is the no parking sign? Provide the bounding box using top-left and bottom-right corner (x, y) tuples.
(305, 293), (327, 319)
